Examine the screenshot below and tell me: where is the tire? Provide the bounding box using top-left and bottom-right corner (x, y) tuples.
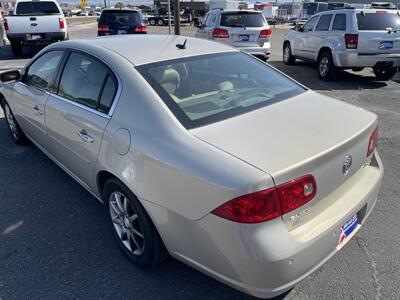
(317, 50), (337, 81)
(1, 100), (29, 145)
(149, 19), (156, 26)
(10, 41), (23, 57)
(104, 178), (169, 268)
(157, 19), (164, 26)
(283, 42), (295, 65)
(373, 66), (397, 81)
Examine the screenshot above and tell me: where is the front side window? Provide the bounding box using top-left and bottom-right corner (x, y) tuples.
(315, 14), (332, 31)
(58, 52), (117, 113)
(137, 53), (305, 129)
(332, 14), (346, 31)
(303, 15), (319, 32)
(25, 51), (64, 90)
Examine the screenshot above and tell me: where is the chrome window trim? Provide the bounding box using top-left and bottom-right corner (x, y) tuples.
(48, 92), (111, 119)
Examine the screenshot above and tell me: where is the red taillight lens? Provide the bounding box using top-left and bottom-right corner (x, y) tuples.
(212, 28), (229, 38)
(212, 175), (317, 223)
(134, 24), (147, 33)
(4, 18), (9, 31)
(367, 126), (378, 157)
(259, 28), (272, 39)
(98, 24), (109, 32)
(212, 188), (281, 223)
(59, 18), (65, 29)
(276, 175), (316, 215)
(345, 33), (358, 49)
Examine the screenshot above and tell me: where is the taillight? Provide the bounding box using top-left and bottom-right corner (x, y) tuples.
(4, 18), (9, 31)
(212, 175), (317, 223)
(345, 33), (358, 49)
(276, 175), (316, 215)
(59, 18), (65, 29)
(367, 126), (378, 157)
(259, 28), (272, 39)
(212, 28), (229, 38)
(98, 24), (109, 32)
(134, 24), (147, 33)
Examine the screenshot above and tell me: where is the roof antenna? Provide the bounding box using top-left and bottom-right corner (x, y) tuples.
(176, 39), (187, 50)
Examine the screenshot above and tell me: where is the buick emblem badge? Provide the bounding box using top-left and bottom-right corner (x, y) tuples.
(342, 155), (352, 176)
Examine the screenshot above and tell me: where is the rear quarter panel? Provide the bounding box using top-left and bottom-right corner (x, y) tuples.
(94, 56), (273, 221)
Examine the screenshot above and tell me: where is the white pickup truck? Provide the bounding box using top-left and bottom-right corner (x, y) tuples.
(4, 0), (67, 56)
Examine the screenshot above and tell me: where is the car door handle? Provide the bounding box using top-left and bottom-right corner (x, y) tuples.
(33, 105), (43, 115)
(78, 130), (94, 143)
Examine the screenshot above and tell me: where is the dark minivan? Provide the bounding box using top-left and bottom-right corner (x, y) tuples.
(98, 9), (146, 36)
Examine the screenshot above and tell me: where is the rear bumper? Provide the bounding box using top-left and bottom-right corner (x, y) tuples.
(153, 152), (383, 299)
(333, 50), (400, 68)
(6, 32), (67, 45)
(236, 42), (271, 58)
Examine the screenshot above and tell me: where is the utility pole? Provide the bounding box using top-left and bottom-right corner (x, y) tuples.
(167, 0), (171, 34)
(173, 0), (180, 35)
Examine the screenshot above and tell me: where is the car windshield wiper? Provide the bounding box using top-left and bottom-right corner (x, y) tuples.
(386, 27), (400, 33)
(230, 24), (246, 30)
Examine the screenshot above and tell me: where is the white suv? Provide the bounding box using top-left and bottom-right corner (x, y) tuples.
(195, 9), (271, 60)
(283, 9), (400, 80)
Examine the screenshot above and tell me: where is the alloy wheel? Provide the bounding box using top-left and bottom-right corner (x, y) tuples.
(319, 57), (329, 77)
(5, 104), (18, 139)
(109, 191), (145, 256)
(283, 46), (290, 62)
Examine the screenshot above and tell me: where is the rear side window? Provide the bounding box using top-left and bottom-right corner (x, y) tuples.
(58, 52), (117, 113)
(357, 12), (400, 30)
(332, 14), (346, 31)
(100, 10), (142, 25)
(16, 1), (60, 15)
(315, 14), (332, 31)
(220, 12), (266, 27)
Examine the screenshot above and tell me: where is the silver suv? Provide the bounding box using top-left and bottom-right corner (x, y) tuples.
(195, 9), (271, 60)
(283, 9), (400, 80)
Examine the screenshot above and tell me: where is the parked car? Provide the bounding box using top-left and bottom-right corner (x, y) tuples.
(78, 11), (89, 17)
(283, 9), (400, 80)
(0, 35), (383, 299)
(98, 8), (146, 36)
(195, 9), (272, 60)
(3, 0), (68, 56)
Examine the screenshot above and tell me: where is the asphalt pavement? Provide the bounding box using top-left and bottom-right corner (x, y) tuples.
(0, 23), (399, 300)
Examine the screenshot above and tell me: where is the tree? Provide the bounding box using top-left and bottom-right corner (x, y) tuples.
(114, 2), (124, 8)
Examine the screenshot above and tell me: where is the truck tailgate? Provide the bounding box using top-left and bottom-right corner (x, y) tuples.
(5, 15), (64, 34)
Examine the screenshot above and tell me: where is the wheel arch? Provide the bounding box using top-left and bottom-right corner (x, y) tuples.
(317, 46), (332, 59)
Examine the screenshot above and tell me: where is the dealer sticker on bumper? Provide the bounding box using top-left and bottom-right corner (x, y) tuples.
(338, 214), (358, 247)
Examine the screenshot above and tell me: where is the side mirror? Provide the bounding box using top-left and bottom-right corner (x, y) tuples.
(197, 22), (204, 29)
(0, 70), (21, 83)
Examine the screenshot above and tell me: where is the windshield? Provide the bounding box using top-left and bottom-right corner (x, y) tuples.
(16, 1), (60, 15)
(357, 12), (400, 30)
(220, 12), (266, 28)
(137, 53), (305, 129)
(99, 10), (142, 25)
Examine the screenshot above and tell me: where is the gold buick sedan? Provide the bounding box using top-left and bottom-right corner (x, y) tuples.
(0, 35), (383, 298)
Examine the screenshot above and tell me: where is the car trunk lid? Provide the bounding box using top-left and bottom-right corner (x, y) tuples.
(191, 91), (377, 228)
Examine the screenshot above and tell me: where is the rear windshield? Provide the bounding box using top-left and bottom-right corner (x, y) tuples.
(220, 12), (266, 28)
(100, 10), (142, 25)
(357, 12), (400, 30)
(16, 1), (60, 15)
(137, 53), (305, 129)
